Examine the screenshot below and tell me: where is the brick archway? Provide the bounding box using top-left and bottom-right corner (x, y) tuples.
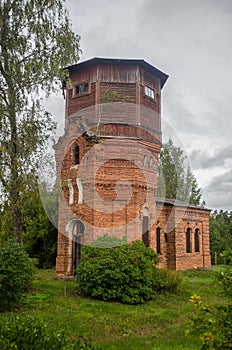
(66, 219), (85, 274)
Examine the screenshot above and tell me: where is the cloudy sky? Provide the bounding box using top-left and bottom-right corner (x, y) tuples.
(47, 0), (232, 211)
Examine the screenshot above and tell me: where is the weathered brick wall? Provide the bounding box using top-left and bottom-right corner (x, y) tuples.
(154, 203), (211, 270)
(55, 59), (211, 276)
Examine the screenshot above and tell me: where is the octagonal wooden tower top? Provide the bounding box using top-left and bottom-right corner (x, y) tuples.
(63, 57), (168, 143)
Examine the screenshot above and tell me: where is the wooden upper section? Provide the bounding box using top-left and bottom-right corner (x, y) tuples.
(63, 58), (169, 142)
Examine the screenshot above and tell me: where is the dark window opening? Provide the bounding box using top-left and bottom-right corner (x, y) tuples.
(186, 228), (192, 253)
(195, 228), (200, 252)
(156, 227), (161, 254)
(142, 216), (149, 247)
(75, 82), (89, 95)
(165, 232), (168, 243)
(73, 144), (80, 165)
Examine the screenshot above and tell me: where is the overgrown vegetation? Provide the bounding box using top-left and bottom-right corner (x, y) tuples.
(216, 266), (232, 297)
(0, 0), (81, 243)
(77, 238), (162, 304)
(188, 295), (232, 349)
(188, 261), (232, 349)
(0, 188), (58, 268)
(0, 268), (229, 350)
(210, 210), (232, 264)
(0, 240), (35, 311)
(0, 314), (100, 350)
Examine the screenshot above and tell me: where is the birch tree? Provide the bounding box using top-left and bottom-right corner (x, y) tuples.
(0, 0), (81, 243)
(157, 139), (203, 206)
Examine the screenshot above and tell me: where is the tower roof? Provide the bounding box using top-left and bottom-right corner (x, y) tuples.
(65, 57), (169, 88)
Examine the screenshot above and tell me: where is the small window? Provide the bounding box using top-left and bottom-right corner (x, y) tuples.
(186, 228), (192, 253)
(144, 86), (155, 99)
(75, 82), (89, 95)
(73, 144), (80, 165)
(156, 227), (161, 254)
(195, 229), (200, 252)
(142, 215), (149, 248)
(143, 155), (147, 166)
(165, 232), (168, 243)
(72, 220), (84, 236)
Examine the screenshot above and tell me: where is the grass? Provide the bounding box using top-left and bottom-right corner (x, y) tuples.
(0, 266), (230, 349)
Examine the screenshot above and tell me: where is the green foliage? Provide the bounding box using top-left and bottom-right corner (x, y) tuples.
(0, 314), (100, 350)
(220, 247), (232, 265)
(22, 187), (58, 268)
(0, 0), (81, 242)
(77, 237), (161, 304)
(157, 138), (203, 206)
(216, 267), (232, 297)
(88, 234), (127, 248)
(0, 240), (35, 311)
(210, 210), (232, 264)
(159, 269), (183, 293)
(0, 267), (228, 350)
(188, 294), (232, 349)
(0, 187), (58, 268)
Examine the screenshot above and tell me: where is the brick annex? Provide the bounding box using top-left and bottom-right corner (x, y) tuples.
(55, 58), (211, 276)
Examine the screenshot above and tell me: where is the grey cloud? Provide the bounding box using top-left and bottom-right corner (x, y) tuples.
(204, 170), (232, 210)
(57, 0), (232, 211)
(206, 171), (232, 190)
(163, 91), (210, 137)
(190, 144), (232, 170)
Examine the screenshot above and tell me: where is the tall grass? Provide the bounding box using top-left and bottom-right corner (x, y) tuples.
(0, 267), (230, 350)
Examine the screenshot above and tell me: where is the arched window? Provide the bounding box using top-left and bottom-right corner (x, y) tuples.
(73, 144), (80, 165)
(72, 220), (84, 236)
(142, 208), (149, 247)
(149, 156), (154, 168)
(156, 227), (161, 254)
(194, 228), (200, 252)
(143, 155), (147, 166)
(186, 228), (192, 253)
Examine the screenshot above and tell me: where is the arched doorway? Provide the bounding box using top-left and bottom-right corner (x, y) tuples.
(69, 219), (84, 274)
(73, 220), (84, 272)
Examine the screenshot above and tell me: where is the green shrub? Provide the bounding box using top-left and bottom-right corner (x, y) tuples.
(159, 269), (183, 293)
(0, 314), (100, 349)
(188, 295), (232, 349)
(216, 267), (232, 297)
(77, 237), (161, 304)
(88, 234), (127, 248)
(0, 240), (35, 311)
(220, 247), (232, 265)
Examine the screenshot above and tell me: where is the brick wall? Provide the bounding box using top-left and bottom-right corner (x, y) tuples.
(55, 59), (211, 276)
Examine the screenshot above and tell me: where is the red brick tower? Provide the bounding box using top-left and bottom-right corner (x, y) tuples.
(55, 58), (168, 276)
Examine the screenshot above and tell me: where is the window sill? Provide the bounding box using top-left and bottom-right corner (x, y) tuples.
(70, 165), (79, 170)
(72, 92), (90, 98)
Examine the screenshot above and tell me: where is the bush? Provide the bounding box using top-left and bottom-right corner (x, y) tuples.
(0, 314), (100, 350)
(159, 269), (183, 293)
(220, 247), (232, 265)
(216, 267), (232, 297)
(77, 237), (161, 304)
(0, 240), (35, 311)
(188, 295), (232, 349)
